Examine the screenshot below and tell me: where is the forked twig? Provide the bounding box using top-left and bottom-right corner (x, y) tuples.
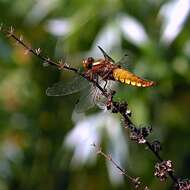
(92, 143), (149, 190)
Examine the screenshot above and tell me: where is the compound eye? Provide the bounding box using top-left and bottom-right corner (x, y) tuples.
(87, 57), (94, 63)
(83, 58), (92, 69)
(87, 62), (92, 69)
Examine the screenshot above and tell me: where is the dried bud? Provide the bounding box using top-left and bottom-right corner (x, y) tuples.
(126, 109), (132, 117)
(111, 102), (119, 113)
(130, 127), (146, 144)
(154, 160), (173, 181)
(175, 179), (190, 190)
(132, 177), (141, 189)
(142, 125), (152, 137)
(130, 125), (152, 144)
(119, 102), (128, 114)
(64, 62), (69, 67)
(151, 140), (161, 153)
(111, 106), (118, 113)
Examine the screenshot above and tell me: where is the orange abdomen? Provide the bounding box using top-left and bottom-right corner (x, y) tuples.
(113, 68), (155, 87)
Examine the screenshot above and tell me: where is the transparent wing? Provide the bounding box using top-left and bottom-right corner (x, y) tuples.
(116, 51), (133, 69)
(98, 46), (115, 63)
(98, 46), (132, 69)
(74, 78), (113, 113)
(74, 86), (94, 113)
(117, 54), (129, 68)
(46, 76), (89, 96)
(93, 79), (115, 109)
(92, 82), (107, 109)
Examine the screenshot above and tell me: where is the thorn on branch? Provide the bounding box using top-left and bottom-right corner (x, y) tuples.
(58, 59), (64, 65)
(42, 57), (52, 67)
(35, 48), (41, 55)
(7, 26), (14, 37)
(154, 160), (173, 181)
(10, 26), (14, 33)
(58, 62), (65, 70)
(19, 35), (23, 42)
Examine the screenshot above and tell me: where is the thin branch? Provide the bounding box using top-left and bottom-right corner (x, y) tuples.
(1, 26), (110, 98)
(92, 143), (149, 190)
(1, 25), (184, 188)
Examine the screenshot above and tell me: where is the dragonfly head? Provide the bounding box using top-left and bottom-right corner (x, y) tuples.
(82, 57), (94, 70)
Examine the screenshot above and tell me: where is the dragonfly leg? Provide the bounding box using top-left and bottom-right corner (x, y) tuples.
(89, 72), (93, 81)
(90, 72), (98, 82)
(95, 74), (99, 83)
(91, 73), (99, 88)
(92, 88), (98, 105)
(102, 70), (112, 81)
(103, 80), (107, 90)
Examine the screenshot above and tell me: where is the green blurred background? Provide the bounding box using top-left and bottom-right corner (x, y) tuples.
(0, 0), (190, 189)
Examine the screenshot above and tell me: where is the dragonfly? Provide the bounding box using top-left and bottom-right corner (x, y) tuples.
(46, 46), (155, 112)
(82, 46), (155, 88)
